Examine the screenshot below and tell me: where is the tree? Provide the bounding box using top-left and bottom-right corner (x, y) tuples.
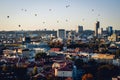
(65, 77), (73, 80)
(82, 73), (93, 80)
(88, 59), (97, 66)
(116, 49), (120, 58)
(74, 59), (84, 69)
(32, 66), (38, 75)
(15, 67), (28, 80)
(97, 65), (114, 80)
(2, 64), (7, 71)
(35, 52), (47, 60)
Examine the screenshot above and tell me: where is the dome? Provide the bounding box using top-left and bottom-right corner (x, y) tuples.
(110, 43), (117, 48)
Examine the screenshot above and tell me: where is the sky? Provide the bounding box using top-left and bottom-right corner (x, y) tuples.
(0, 0), (120, 31)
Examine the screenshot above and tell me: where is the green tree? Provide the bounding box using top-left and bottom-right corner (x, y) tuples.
(32, 66), (38, 75)
(116, 49), (120, 58)
(2, 64), (7, 71)
(82, 73), (93, 80)
(74, 59), (84, 69)
(35, 52), (47, 60)
(97, 65), (114, 80)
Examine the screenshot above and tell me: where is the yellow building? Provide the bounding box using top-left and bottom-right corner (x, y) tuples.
(108, 33), (117, 42)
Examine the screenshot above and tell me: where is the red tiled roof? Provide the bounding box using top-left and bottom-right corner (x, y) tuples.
(58, 66), (72, 71)
(50, 48), (61, 51)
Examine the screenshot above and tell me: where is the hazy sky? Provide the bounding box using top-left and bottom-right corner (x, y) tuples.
(0, 0), (120, 31)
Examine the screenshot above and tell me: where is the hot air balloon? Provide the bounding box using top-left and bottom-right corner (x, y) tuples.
(35, 14), (37, 16)
(92, 9), (94, 12)
(18, 25), (21, 27)
(7, 16), (9, 18)
(43, 22), (45, 24)
(57, 21), (59, 23)
(66, 19), (68, 22)
(66, 5), (70, 8)
(21, 9), (24, 11)
(49, 9), (52, 11)
(82, 18), (85, 21)
(25, 9), (27, 12)
(98, 14), (100, 16)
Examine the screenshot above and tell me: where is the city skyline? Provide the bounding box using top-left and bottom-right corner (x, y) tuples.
(0, 0), (120, 31)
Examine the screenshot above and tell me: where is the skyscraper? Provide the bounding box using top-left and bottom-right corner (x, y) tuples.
(107, 26), (113, 36)
(78, 25), (83, 33)
(94, 21), (100, 37)
(58, 29), (65, 39)
(101, 28), (103, 34)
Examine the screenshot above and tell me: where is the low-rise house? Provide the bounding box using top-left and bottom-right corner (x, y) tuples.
(22, 49), (30, 58)
(91, 54), (115, 60)
(91, 53), (115, 64)
(54, 62), (73, 78)
(33, 48), (46, 54)
(47, 51), (57, 56)
(113, 59), (120, 66)
(52, 60), (66, 69)
(3, 49), (18, 58)
(112, 76), (120, 80)
(55, 68), (72, 78)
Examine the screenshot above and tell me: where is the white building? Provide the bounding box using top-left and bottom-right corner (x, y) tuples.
(33, 48), (46, 54)
(55, 68), (72, 77)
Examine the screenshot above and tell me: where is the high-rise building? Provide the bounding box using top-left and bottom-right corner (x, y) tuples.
(101, 28), (103, 34)
(23, 36), (31, 44)
(107, 26), (113, 36)
(58, 29), (65, 39)
(78, 25), (83, 33)
(98, 28), (103, 35)
(94, 21), (100, 37)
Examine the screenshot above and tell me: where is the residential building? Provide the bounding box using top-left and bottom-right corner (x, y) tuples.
(58, 29), (65, 39)
(94, 21), (100, 38)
